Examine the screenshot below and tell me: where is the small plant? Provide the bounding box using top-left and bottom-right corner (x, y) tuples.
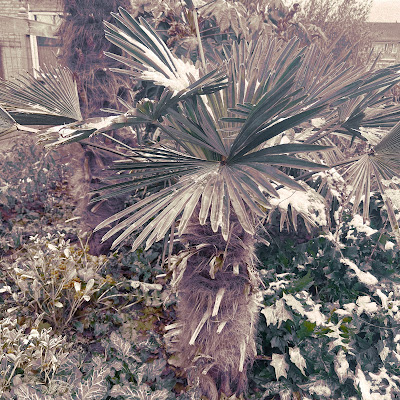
(104, 331), (172, 400)
(1, 233), (107, 331)
(0, 317), (70, 396)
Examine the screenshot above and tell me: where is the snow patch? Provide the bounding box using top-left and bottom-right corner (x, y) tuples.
(341, 258), (378, 286)
(270, 185), (327, 227)
(385, 240), (395, 250)
(334, 349), (349, 383)
(356, 296), (378, 316)
(346, 215), (378, 240)
(308, 381), (331, 397)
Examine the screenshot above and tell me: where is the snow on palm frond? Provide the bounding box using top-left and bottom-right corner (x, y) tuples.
(267, 182), (328, 233)
(104, 8), (201, 93)
(358, 127), (387, 146)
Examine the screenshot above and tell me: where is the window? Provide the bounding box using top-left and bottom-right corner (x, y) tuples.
(384, 43), (395, 53)
(28, 11), (62, 75)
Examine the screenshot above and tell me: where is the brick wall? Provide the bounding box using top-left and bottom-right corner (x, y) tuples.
(29, 0), (63, 13)
(0, 0), (28, 17)
(0, 0), (62, 16)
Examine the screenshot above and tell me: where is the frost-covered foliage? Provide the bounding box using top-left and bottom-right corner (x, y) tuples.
(0, 140), (67, 212)
(0, 232), (183, 399)
(254, 201), (400, 399)
(0, 317), (70, 396)
(1, 233), (107, 331)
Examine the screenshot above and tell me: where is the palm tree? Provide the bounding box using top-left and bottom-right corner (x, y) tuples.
(1, 5), (400, 399)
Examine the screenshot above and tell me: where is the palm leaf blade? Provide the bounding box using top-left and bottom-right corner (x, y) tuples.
(0, 66), (82, 124)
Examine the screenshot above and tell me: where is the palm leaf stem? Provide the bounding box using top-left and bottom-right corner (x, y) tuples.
(193, 8), (206, 68)
(98, 132), (153, 160)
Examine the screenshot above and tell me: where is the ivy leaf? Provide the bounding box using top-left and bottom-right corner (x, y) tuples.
(137, 359), (167, 384)
(297, 320), (316, 340)
(289, 347), (307, 375)
(262, 299), (293, 328)
(283, 293), (306, 316)
(275, 298), (293, 328)
(270, 353), (289, 381)
(261, 305), (276, 326)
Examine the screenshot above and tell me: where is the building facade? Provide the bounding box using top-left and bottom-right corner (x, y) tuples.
(0, 0), (63, 79)
(369, 22), (400, 69)
(1, 4), (400, 80)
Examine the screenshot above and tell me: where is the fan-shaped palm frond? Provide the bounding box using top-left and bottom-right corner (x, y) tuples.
(91, 91), (332, 251)
(104, 7), (227, 94)
(2, 7), (400, 251)
(305, 85), (400, 145)
(31, 10), (228, 147)
(0, 66), (82, 125)
(332, 121), (400, 241)
(220, 36), (303, 107)
(79, 9), (400, 251)
(38, 95), (171, 146)
(218, 42), (400, 151)
(38, 80), (228, 146)
(286, 45), (400, 111)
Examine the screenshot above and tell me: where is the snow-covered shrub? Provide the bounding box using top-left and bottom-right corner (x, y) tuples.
(0, 317), (70, 396)
(1, 233), (107, 331)
(253, 206), (400, 399)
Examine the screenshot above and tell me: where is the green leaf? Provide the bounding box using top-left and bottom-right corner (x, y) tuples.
(297, 320), (316, 340)
(230, 105), (327, 160)
(287, 271), (314, 293)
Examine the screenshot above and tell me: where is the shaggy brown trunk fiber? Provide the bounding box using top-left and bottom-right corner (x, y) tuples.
(167, 211), (261, 399)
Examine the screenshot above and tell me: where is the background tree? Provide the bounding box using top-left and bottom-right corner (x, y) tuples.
(57, 0), (132, 118)
(297, 0), (373, 64)
(55, 0), (135, 255)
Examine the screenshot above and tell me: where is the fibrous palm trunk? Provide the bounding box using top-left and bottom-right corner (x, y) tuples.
(166, 209), (261, 399)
